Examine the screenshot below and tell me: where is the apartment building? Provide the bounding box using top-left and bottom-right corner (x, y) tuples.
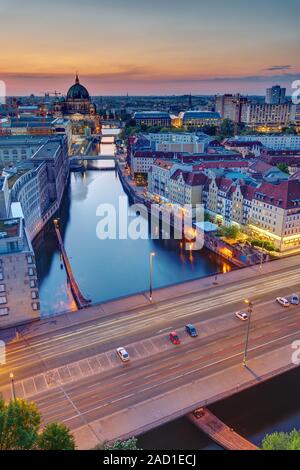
(249, 178), (300, 251)
(0, 216), (40, 328)
(234, 134), (300, 150)
(243, 103), (293, 126)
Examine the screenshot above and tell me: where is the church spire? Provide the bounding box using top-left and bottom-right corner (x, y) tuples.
(75, 72), (79, 84)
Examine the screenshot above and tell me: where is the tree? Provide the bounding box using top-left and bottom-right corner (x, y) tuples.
(219, 119), (235, 138)
(38, 423), (75, 450)
(262, 429), (300, 450)
(0, 396), (75, 450)
(276, 163), (289, 174)
(103, 437), (140, 450)
(0, 397), (40, 450)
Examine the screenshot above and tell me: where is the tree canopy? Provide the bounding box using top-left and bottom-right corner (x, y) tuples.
(0, 396), (75, 450)
(262, 429), (300, 450)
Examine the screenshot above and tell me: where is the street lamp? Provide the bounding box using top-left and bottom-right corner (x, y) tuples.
(243, 299), (253, 366)
(149, 252), (155, 302)
(10, 372), (16, 401)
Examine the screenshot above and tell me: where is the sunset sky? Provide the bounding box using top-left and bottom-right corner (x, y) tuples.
(0, 0), (299, 96)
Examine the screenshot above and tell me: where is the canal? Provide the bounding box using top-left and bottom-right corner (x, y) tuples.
(33, 131), (300, 449)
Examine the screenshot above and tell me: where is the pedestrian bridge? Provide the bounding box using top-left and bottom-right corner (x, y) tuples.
(70, 154), (123, 161)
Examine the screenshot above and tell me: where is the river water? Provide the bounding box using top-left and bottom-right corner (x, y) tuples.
(33, 131), (300, 449)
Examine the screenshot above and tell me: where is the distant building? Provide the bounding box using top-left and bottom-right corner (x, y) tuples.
(179, 111), (221, 128)
(0, 117), (72, 154)
(0, 216), (40, 327)
(4, 136), (69, 240)
(133, 112), (172, 127)
(233, 134), (300, 150)
(243, 103), (292, 126)
(142, 132), (213, 153)
(266, 85), (286, 105)
(215, 94), (249, 123)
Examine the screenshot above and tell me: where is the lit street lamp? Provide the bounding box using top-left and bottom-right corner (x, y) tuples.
(243, 299), (253, 366)
(10, 372), (16, 401)
(149, 252), (155, 302)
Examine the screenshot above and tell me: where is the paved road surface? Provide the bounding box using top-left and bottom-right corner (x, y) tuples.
(1, 258), (300, 445)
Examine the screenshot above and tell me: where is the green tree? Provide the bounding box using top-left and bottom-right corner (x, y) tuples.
(38, 423), (75, 450)
(276, 163), (289, 174)
(219, 119), (235, 138)
(0, 397), (40, 450)
(262, 429), (300, 450)
(103, 437), (140, 450)
(0, 396), (75, 450)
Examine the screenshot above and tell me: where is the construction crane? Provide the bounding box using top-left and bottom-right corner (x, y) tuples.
(42, 91), (62, 99)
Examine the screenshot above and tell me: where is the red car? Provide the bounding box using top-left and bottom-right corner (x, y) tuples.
(169, 331), (180, 345)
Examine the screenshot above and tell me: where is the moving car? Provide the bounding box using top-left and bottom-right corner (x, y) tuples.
(235, 311), (248, 321)
(169, 331), (180, 345)
(185, 324), (198, 337)
(116, 347), (130, 362)
(276, 297), (290, 307)
(290, 294), (300, 305)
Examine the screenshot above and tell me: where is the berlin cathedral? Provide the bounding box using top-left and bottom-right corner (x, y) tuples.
(53, 74), (100, 132)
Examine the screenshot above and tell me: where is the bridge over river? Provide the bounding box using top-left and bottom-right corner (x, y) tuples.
(1, 255), (300, 448)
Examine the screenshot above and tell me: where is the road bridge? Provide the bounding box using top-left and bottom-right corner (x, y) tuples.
(1, 255), (300, 448)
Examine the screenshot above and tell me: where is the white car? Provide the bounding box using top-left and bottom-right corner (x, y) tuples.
(276, 297), (290, 307)
(235, 311), (248, 321)
(116, 347), (130, 362)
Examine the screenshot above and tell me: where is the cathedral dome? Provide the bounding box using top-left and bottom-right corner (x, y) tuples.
(67, 74), (90, 101)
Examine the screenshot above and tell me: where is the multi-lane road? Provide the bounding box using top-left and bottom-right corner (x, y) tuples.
(1, 257), (300, 446)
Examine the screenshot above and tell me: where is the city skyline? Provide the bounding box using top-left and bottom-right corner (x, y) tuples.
(0, 0), (299, 95)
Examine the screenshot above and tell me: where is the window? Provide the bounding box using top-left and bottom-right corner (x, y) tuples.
(0, 307), (9, 316)
(27, 255), (33, 264)
(30, 279), (36, 288)
(0, 273), (3, 281)
(0, 296), (7, 305)
(0, 285), (5, 293)
(31, 291), (38, 300)
(28, 268), (35, 276)
(32, 302), (40, 311)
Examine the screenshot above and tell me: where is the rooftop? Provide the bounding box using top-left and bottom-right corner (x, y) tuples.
(0, 218), (21, 240)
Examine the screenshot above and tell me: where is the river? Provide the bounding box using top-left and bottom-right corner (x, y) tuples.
(33, 130), (300, 449)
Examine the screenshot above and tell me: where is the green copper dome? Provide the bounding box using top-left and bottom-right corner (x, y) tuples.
(67, 74), (90, 100)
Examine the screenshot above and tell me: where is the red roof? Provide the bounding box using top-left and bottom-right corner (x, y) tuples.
(171, 169), (207, 186)
(254, 180), (300, 209)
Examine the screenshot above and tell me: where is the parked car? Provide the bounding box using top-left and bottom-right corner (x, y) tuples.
(116, 347), (130, 362)
(276, 297), (290, 307)
(185, 324), (198, 337)
(290, 294), (300, 305)
(235, 311), (248, 321)
(169, 331), (180, 345)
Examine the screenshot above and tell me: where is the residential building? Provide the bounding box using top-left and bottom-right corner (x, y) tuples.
(143, 132), (213, 153)
(4, 136), (69, 240)
(233, 134), (300, 150)
(243, 103), (293, 126)
(0, 216), (40, 327)
(249, 179), (300, 251)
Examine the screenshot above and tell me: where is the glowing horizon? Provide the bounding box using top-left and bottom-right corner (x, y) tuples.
(0, 0), (299, 96)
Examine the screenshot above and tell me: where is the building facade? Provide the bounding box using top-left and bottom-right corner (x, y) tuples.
(0, 216), (40, 327)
